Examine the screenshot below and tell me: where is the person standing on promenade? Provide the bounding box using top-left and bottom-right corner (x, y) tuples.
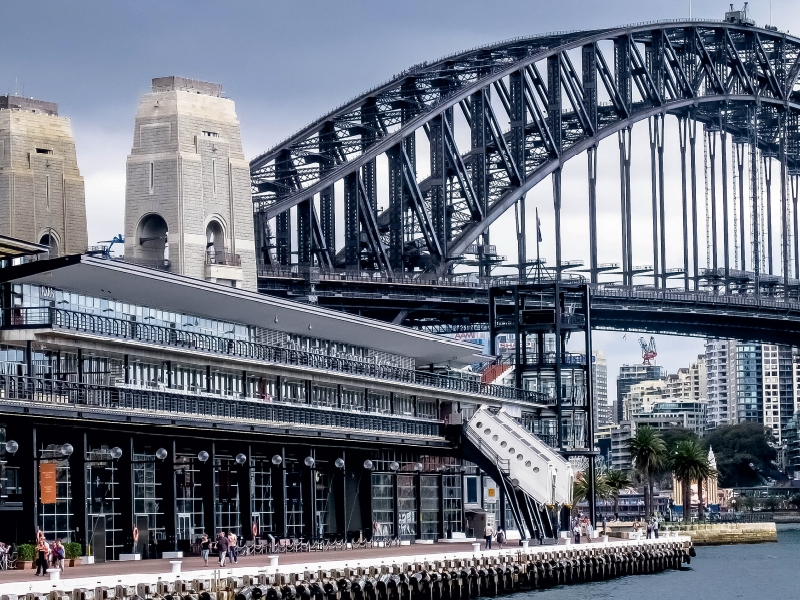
(228, 531), (238, 563)
(602, 514), (607, 535)
(652, 515), (659, 538)
(484, 522), (494, 550)
(34, 536), (49, 576)
(200, 534), (210, 566)
(572, 520), (581, 544)
(216, 531), (229, 567)
(585, 520), (594, 542)
(496, 528), (506, 550)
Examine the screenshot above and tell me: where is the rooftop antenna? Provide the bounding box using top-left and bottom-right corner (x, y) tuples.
(689, 0), (692, 19)
(14, 78), (18, 96)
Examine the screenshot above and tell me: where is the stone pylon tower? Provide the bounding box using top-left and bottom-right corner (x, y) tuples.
(124, 77), (256, 289)
(0, 95), (88, 255)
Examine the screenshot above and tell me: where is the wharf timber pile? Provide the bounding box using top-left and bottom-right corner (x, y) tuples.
(1, 539), (695, 600)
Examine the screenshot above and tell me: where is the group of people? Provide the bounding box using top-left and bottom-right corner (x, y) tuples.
(571, 515), (595, 544)
(34, 531), (65, 576)
(199, 531), (239, 567)
(482, 524), (507, 550)
(631, 515), (660, 538)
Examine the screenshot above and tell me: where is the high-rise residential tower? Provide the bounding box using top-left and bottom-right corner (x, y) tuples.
(615, 364), (667, 423)
(124, 77), (256, 289)
(0, 95), (87, 255)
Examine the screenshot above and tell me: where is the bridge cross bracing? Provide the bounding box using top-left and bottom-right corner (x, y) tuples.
(251, 19), (800, 316)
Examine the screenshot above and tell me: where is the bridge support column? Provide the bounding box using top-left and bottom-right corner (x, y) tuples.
(276, 211), (290, 267)
(588, 146), (598, 284)
(793, 175), (799, 281)
(297, 198), (312, 266)
(780, 129), (789, 296)
(689, 117), (699, 290)
(736, 141), (746, 271)
(618, 128), (632, 286)
(388, 145), (405, 271)
(679, 117), (690, 291)
(344, 172), (360, 269)
(764, 153), (774, 276)
(553, 168), (562, 275)
(720, 119), (730, 294)
(708, 129), (719, 278)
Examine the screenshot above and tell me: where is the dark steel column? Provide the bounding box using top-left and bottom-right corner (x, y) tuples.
(780, 127), (789, 295)
(737, 143), (746, 271)
(275, 211), (290, 267)
(319, 122), (336, 266)
(751, 109), (761, 287)
(649, 117), (660, 288)
(794, 175), (799, 280)
(584, 285), (596, 526)
(618, 128), (632, 286)
(429, 115), (447, 261)
(720, 123), (730, 293)
(553, 168), (563, 274)
(344, 172), (360, 269)
(657, 115), (667, 289)
(296, 199), (312, 265)
(588, 146), (598, 283)
(690, 117), (700, 290)
(510, 69), (527, 281)
(708, 130), (719, 275)
(764, 154), (774, 276)
(548, 55), (563, 274)
(679, 117), (690, 291)
(471, 89), (490, 278)
(388, 145), (404, 271)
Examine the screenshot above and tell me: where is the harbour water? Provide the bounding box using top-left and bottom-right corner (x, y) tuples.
(519, 526), (799, 600)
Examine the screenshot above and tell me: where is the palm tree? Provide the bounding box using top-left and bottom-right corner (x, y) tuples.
(670, 439), (712, 522)
(627, 425), (666, 519)
(572, 470), (610, 505)
(604, 470), (633, 518)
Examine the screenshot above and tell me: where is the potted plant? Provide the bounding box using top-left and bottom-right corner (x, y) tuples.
(16, 543), (35, 570)
(64, 542), (82, 566)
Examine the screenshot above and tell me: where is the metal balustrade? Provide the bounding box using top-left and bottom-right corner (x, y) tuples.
(3, 307), (550, 406)
(0, 374), (441, 437)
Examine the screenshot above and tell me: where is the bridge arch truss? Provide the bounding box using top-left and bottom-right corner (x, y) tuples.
(251, 19), (800, 296)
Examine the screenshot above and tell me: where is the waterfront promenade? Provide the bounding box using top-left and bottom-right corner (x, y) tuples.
(0, 537), (691, 595)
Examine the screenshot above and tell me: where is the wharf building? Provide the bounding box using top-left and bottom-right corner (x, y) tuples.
(0, 241), (564, 561)
(0, 95), (88, 256)
(124, 77), (257, 290)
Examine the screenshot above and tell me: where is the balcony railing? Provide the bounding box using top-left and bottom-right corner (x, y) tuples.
(4, 307), (550, 406)
(206, 249), (242, 266)
(0, 374), (441, 437)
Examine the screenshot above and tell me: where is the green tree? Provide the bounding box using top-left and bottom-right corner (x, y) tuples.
(763, 496), (780, 511)
(604, 470), (633, 518)
(572, 470), (610, 510)
(627, 425), (666, 518)
(670, 439), (712, 522)
(705, 423), (777, 487)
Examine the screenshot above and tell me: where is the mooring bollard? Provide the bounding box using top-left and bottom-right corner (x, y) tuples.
(472, 543), (481, 553)
(170, 560), (182, 574)
(48, 568), (60, 581)
(268, 555), (280, 568)
(521, 540), (529, 549)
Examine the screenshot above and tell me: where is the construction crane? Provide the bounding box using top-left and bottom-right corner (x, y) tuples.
(639, 336), (657, 365)
(88, 234), (124, 258)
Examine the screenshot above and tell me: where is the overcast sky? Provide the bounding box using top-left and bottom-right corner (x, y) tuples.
(3, 0), (797, 397)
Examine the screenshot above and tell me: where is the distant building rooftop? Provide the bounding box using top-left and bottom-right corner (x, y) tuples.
(0, 95), (58, 116)
(152, 76), (222, 97)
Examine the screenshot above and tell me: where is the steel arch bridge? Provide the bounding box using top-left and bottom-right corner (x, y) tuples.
(251, 17), (800, 335)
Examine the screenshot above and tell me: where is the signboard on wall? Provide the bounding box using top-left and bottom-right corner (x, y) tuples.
(39, 462), (57, 504)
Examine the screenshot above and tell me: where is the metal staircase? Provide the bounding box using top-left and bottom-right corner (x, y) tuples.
(461, 406), (573, 541)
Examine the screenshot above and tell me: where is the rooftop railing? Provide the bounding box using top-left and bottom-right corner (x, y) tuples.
(0, 374), (441, 437)
(4, 307), (550, 406)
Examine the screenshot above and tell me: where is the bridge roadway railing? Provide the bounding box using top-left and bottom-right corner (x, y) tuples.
(4, 307), (550, 406)
(0, 373), (442, 437)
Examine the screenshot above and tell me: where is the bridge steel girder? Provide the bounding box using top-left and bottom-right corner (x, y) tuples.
(251, 21), (800, 284)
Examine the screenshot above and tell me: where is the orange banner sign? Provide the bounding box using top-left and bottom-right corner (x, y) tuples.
(39, 462), (57, 504)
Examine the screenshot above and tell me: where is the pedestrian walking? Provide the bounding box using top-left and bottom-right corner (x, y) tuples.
(35, 537), (49, 576)
(484, 523), (494, 550)
(51, 539), (65, 573)
(572, 521), (581, 544)
(496, 528), (506, 550)
(228, 531), (238, 563)
(601, 514), (607, 535)
(585, 521), (593, 541)
(200, 534), (210, 566)
(216, 531), (229, 567)
(652, 515), (659, 539)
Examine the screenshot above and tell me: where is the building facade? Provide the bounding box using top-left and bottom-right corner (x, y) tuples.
(0, 95), (88, 255)
(124, 77), (257, 290)
(616, 364), (667, 423)
(0, 245), (559, 558)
